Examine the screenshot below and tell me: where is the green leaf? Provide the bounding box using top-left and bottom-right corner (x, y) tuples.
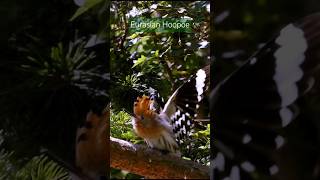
(129, 33), (138, 39)
(16, 155), (69, 180)
(154, 50), (159, 57)
(132, 55), (147, 68)
(182, 157), (191, 160)
(70, 0), (104, 21)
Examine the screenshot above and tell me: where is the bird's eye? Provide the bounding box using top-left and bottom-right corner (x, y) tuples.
(141, 115), (144, 120)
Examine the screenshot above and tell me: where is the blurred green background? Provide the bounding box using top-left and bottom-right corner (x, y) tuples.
(0, 0), (108, 179)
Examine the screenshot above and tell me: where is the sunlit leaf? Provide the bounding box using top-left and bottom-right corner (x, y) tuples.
(132, 55), (147, 68)
(70, 0), (104, 21)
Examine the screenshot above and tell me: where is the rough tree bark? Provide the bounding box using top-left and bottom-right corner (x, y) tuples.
(110, 137), (210, 179)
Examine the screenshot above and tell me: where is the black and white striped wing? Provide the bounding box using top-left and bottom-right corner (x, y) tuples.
(211, 13), (320, 180)
(148, 88), (166, 114)
(163, 65), (210, 143)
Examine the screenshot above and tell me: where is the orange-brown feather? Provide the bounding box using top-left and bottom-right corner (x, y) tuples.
(75, 108), (108, 179)
(133, 95), (164, 138)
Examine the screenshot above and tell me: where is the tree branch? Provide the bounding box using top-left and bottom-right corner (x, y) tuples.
(110, 137), (210, 179)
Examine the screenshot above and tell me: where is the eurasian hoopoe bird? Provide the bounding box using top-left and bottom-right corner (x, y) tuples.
(132, 65), (210, 156)
(132, 95), (181, 156)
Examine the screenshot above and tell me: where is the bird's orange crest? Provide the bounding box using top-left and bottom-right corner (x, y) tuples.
(134, 95), (156, 119)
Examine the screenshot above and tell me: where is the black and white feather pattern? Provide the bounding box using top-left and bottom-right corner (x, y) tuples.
(163, 65), (210, 143)
(148, 88), (166, 114)
(211, 13), (320, 180)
